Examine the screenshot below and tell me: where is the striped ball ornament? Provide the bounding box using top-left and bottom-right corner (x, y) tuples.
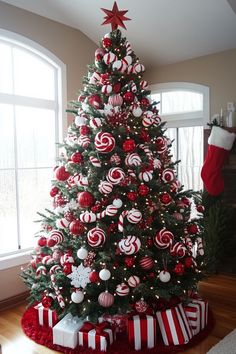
(139, 256), (154, 270)
(118, 236), (141, 255)
(116, 283), (130, 296)
(87, 227), (106, 247)
(155, 228), (174, 249)
(127, 275), (140, 288)
(98, 180), (113, 194)
(98, 291), (114, 307)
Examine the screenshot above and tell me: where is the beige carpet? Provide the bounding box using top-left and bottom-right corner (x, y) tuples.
(207, 329), (236, 354)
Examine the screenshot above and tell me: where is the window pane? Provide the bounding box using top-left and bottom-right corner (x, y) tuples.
(162, 91), (203, 114)
(15, 106), (56, 168)
(18, 168), (52, 249)
(0, 103), (15, 168)
(165, 128), (177, 162)
(0, 170), (18, 255)
(13, 47), (55, 99)
(0, 42), (13, 94)
(178, 126), (203, 191)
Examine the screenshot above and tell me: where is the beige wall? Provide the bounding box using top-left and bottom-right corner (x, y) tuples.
(145, 48), (236, 119)
(0, 1), (96, 302)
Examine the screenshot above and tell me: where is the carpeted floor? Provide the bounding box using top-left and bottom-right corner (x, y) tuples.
(206, 328), (236, 354)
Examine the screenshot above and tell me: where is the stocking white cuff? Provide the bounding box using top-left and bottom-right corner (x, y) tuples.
(208, 126), (235, 151)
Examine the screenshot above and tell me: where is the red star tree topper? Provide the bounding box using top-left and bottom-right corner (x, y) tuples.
(101, 1), (131, 31)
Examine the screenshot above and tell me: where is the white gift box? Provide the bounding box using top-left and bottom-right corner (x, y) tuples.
(53, 313), (84, 349)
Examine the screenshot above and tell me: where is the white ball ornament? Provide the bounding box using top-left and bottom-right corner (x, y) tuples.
(99, 268), (111, 281)
(127, 275), (140, 288)
(75, 115), (88, 127)
(132, 106), (143, 117)
(159, 270), (171, 283)
(71, 290), (84, 303)
(77, 248), (88, 260)
(112, 198), (123, 208)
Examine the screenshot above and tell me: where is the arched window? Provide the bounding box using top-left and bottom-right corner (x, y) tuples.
(151, 82), (209, 191)
(0, 29), (66, 263)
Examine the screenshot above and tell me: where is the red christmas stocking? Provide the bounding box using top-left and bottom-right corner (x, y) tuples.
(201, 126), (235, 196)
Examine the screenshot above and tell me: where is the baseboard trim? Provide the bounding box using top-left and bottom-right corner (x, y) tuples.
(0, 291), (29, 311)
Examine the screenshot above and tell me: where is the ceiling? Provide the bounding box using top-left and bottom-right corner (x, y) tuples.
(2, 0), (236, 67)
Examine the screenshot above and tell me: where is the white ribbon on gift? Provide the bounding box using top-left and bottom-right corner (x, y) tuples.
(133, 315), (155, 350)
(35, 303), (55, 327)
(78, 328), (114, 351)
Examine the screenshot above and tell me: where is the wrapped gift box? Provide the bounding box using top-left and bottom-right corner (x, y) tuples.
(53, 313), (84, 349)
(98, 313), (128, 333)
(156, 303), (193, 346)
(34, 303), (58, 328)
(128, 314), (156, 351)
(78, 321), (116, 352)
(184, 302), (201, 335)
(192, 299), (208, 330)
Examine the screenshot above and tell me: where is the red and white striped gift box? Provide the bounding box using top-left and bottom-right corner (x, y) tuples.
(156, 303), (193, 346)
(184, 302), (201, 335)
(34, 303), (58, 328)
(128, 314), (156, 350)
(192, 299), (208, 330)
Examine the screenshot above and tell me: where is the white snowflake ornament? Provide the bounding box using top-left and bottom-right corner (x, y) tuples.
(67, 264), (91, 289)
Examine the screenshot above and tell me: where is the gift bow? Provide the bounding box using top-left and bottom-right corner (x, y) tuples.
(81, 321), (111, 334)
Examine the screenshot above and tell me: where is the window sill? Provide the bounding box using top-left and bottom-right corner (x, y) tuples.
(0, 251), (31, 270)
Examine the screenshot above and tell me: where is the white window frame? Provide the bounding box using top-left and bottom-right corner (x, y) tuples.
(0, 29), (67, 269)
(150, 82), (210, 128)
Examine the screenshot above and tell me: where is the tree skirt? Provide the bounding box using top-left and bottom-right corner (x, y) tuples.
(21, 306), (214, 354)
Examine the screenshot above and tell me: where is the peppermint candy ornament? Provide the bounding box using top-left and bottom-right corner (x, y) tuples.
(116, 283), (130, 296)
(80, 211), (97, 223)
(127, 209), (142, 224)
(102, 84), (113, 95)
(95, 132), (115, 153)
(48, 230), (64, 245)
(133, 63), (145, 73)
(155, 228), (174, 249)
(89, 71), (101, 85)
(140, 80), (149, 90)
(125, 153), (142, 167)
(42, 255), (54, 265)
(127, 275), (140, 288)
(56, 218), (69, 229)
(90, 117), (102, 129)
(87, 227), (106, 247)
(49, 265), (61, 275)
(106, 167), (125, 185)
(118, 236), (141, 255)
(170, 242), (187, 258)
(60, 253), (74, 266)
(78, 135), (91, 148)
(98, 180), (113, 194)
(89, 156), (101, 167)
(156, 136), (168, 154)
(113, 60), (126, 72)
(106, 205), (118, 216)
(103, 52), (117, 65)
(138, 170), (153, 182)
(161, 168), (175, 183)
(36, 265), (47, 277)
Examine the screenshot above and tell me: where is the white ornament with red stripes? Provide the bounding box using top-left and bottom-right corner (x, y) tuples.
(184, 237), (193, 253)
(77, 176), (89, 187)
(96, 210), (106, 220)
(142, 116), (153, 127)
(89, 156), (101, 167)
(56, 218), (69, 229)
(140, 80), (148, 90)
(152, 114), (161, 126)
(125, 153), (142, 167)
(95, 132), (115, 153)
(155, 228), (174, 249)
(159, 270), (171, 282)
(113, 60), (126, 72)
(133, 63), (145, 73)
(116, 283), (130, 296)
(125, 41), (132, 55)
(127, 65), (134, 74)
(87, 227), (106, 247)
(48, 230), (64, 245)
(127, 208), (142, 224)
(49, 265), (62, 275)
(75, 115), (88, 127)
(118, 235), (141, 255)
(103, 52), (117, 65)
(156, 136), (168, 154)
(196, 237), (204, 256)
(161, 168), (175, 183)
(60, 254), (75, 266)
(78, 135), (91, 148)
(108, 94), (123, 106)
(42, 255), (54, 265)
(106, 167), (125, 185)
(102, 84), (113, 95)
(106, 205), (118, 216)
(90, 117), (102, 129)
(153, 158), (162, 169)
(130, 82), (137, 93)
(80, 211), (97, 223)
(112, 198), (123, 208)
(98, 180), (113, 194)
(127, 275), (140, 288)
(138, 170), (153, 182)
(139, 144), (153, 159)
(170, 242), (187, 258)
(89, 72), (101, 85)
(123, 55), (132, 66)
(36, 265), (47, 277)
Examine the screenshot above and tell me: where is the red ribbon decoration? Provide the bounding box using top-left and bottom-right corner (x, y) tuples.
(80, 321), (111, 334)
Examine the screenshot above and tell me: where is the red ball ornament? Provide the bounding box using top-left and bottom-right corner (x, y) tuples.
(140, 97), (150, 107)
(127, 191), (138, 201)
(173, 263), (185, 275)
(64, 211), (75, 222)
(124, 256), (135, 268)
(139, 256), (154, 270)
(146, 238), (154, 248)
(182, 197), (191, 206)
(184, 257), (193, 268)
(187, 224), (198, 235)
(138, 184), (150, 197)
(63, 263), (72, 275)
(42, 295), (53, 308)
(91, 203), (102, 213)
(113, 82), (122, 94)
(77, 191), (95, 208)
(71, 152), (83, 164)
(80, 125), (90, 136)
(100, 73), (110, 85)
(160, 192), (172, 205)
(196, 204), (204, 213)
(122, 139), (136, 153)
(87, 94), (102, 109)
(55, 166), (70, 181)
(47, 238), (56, 247)
(123, 91), (135, 103)
(50, 186), (59, 197)
(89, 271), (100, 283)
(98, 291), (114, 307)
(37, 236), (47, 247)
(69, 220), (85, 235)
(102, 37), (112, 48)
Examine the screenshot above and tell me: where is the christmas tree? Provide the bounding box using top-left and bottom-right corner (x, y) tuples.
(21, 2), (205, 323)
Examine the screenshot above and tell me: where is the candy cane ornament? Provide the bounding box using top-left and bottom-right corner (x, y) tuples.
(50, 274), (65, 308)
(118, 210), (128, 232)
